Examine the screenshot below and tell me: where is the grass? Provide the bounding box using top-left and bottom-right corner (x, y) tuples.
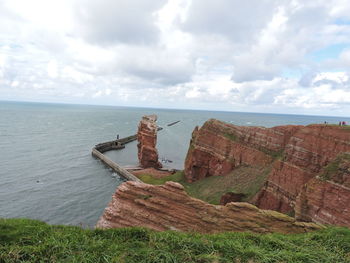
(1, 218), (350, 263)
(136, 171), (185, 185)
(223, 132), (238, 142)
(323, 124), (350, 131)
(137, 166), (271, 205)
(183, 166), (271, 204)
(319, 153), (350, 181)
(258, 148), (284, 160)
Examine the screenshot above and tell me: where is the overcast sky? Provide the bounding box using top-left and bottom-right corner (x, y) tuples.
(1, 0), (350, 116)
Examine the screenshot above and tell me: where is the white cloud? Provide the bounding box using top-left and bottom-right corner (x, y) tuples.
(105, 88), (111, 95)
(92, 90), (102, 98)
(185, 88), (200, 99)
(11, 80), (19, 87)
(47, 60), (58, 78)
(62, 66), (89, 84)
(74, 0), (167, 45)
(313, 72), (349, 84)
(0, 53), (6, 79)
(181, 0), (279, 43)
(0, 0), (350, 116)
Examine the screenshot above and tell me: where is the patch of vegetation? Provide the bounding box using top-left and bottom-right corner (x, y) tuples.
(137, 171), (185, 185)
(137, 195), (153, 200)
(286, 210), (296, 218)
(1, 218), (350, 263)
(239, 166), (272, 201)
(258, 147), (284, 160)
(324, 124), (350, 131)
(223, 132), (238, 142)
(319, 153), (350, 181)
(222, 127), (239, 142)
(137, 166), (271, 205)
(181, 166), (270, 205)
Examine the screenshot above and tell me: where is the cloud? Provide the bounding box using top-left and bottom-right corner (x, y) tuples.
(47, 60), (58, 78)
(299, 71), (318, 87)
(181, 0), (279, 43)
(0, 0), (350, 116)
(114, 45), (195, 85)
(275, 72), (350, 109)
(323, 48), (350, 69)
(74, 0), (167, 45)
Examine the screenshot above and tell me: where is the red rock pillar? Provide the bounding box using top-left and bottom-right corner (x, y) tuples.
(137, 115), (162, 169)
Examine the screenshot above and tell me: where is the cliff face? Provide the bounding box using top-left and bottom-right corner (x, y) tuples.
(137, 115), (162, 169)
(184, 119), (350, 227)
(184, 119), (299, 182)
(295, 153), (350, 226)
(96, 181), (321, 234)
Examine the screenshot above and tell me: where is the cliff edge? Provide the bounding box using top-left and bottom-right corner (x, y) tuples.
(184, 119), (350, 227)
(96, 181), (321, 234)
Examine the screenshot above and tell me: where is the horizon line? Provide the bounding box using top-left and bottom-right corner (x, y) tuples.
(0, 99), (349, 119)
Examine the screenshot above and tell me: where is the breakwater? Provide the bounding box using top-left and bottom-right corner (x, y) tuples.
(92, 135), (141, 182)
(92, 120), (179, 182)
(167, 120), (180, 126)
(94, 135), (137, 153)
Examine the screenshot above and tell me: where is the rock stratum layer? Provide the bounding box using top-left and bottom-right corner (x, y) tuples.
(96, 181), (321, 234)
(184, 119), (350, 227)
(137, 115), (162, 169)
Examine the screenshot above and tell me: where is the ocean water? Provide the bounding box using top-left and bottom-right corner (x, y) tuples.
(1, 101), (349, 228)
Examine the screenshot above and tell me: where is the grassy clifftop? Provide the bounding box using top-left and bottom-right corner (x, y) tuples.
(1, 218), (350, 263)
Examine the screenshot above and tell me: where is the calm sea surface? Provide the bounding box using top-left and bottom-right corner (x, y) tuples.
(1, 101), (349, 227)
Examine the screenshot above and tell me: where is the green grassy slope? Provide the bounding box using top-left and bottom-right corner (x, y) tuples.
(1, 218), (350, 263)
(137, 166), (271, 205)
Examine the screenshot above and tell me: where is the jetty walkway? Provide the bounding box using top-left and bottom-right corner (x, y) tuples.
(92, 120), (180, 182)
(92, 135), (142, 182)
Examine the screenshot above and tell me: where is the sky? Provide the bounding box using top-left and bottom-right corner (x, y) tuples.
(0, 0), (350, 116)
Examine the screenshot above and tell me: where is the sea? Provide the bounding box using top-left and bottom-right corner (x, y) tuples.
(1, 101), (349, 228)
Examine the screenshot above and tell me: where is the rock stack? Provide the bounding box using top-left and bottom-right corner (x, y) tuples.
(137, 115), (162, 169)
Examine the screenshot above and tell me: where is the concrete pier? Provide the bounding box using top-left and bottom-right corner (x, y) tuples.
(92, 148), (141, 182)
(94, 135), (137, 153)
(92, 134), (141, 182)
(92, 120), (176, 181)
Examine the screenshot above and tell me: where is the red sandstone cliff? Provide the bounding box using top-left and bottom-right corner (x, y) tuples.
(295, 154), (350, 226)
(184, 119), (350, 227)
(96, 181), (321, 234)
(137, 115), (162, 169)
(184, 119), (301, 182)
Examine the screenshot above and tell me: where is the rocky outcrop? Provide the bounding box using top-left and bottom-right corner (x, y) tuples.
(220, 192), (246, 205)
(184, 119), (350, 227)
(137, 115), (162, 169)
(96, 181), (321, 234)
(295, 153), (350, 226)
(254, 126), (350, 223)
(184, 119), (299, 182)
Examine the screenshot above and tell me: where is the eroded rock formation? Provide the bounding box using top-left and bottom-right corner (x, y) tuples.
(96, 181), (321, 234)
(220, 192), (246, 205)
(295, 154), (350, 226)
(184, 119), (299, 182)
(184, 119), (350, 227)
(137, 115), (162, 169)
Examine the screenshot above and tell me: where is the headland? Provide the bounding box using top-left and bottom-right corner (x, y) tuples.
(95, 116), (350, 234)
